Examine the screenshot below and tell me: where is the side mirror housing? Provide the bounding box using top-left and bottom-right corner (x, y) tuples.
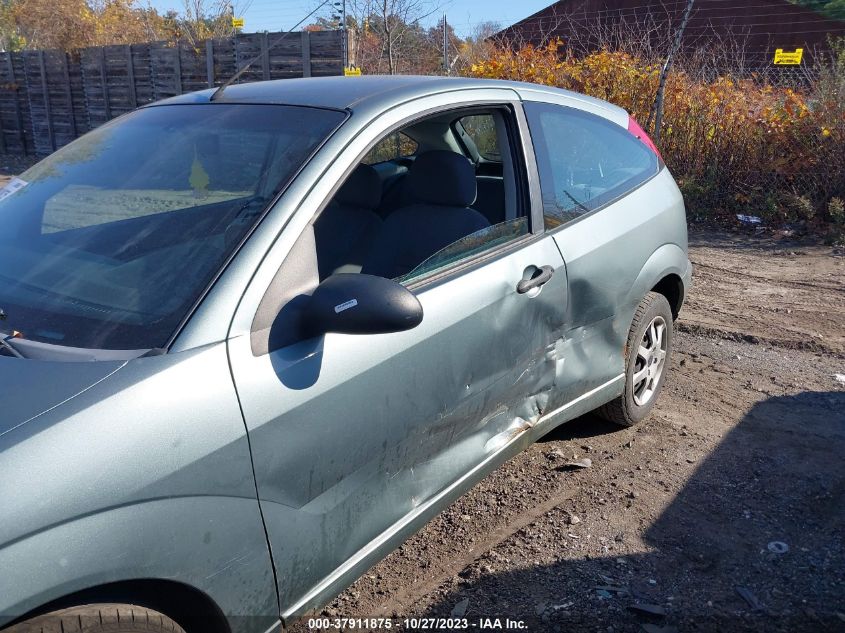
(302, 274), (423, 336)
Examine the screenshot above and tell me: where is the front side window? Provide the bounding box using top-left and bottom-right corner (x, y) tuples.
(524, 102), (660, 229)
(0, 104), (345, 351)
(313, 107), (528, 287)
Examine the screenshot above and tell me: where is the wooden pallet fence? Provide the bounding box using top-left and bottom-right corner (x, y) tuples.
(0, 30), (343, 156)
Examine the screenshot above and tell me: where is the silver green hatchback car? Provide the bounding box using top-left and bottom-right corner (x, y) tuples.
(0, 76), (691, 633)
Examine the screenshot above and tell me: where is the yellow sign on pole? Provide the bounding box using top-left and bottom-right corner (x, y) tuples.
(231, 17), (245, 28)
(344, 66), (362, 76)
(773, 48), (803, 65)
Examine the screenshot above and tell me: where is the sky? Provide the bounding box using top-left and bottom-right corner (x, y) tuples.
(143, 0), (554, 37)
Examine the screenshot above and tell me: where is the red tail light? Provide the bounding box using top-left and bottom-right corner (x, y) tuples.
(627, 116), (663, 162)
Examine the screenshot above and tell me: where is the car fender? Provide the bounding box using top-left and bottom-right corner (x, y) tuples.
(625, 242), (690, 323)
(0, 343), (279, 633)
(0, 496), (278, 633)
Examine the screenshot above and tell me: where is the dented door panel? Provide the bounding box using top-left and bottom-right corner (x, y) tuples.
(551, 169), (687, 395)
(227, 235), (566, 612)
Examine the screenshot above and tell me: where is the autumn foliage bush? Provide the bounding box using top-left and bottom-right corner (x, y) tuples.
(466, 40), (845, 239)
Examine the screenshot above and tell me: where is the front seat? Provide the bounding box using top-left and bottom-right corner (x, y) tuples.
(314, 163), (383, 278)
(362, 151), (490, 280)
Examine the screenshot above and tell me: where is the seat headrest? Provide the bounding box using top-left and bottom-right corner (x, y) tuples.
(406, 151), (477, 207)
(334, 163), (381, 210)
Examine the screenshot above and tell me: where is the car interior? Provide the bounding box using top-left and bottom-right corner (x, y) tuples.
(312, 107), (529, 284)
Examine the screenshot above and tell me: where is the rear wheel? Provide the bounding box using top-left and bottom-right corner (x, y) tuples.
(598, 291), (673, 426)
(5, 604), (186, 633)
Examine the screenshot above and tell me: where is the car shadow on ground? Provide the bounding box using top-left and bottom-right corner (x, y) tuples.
(420, 391), (845, 632)
(538, 412), (626, 442)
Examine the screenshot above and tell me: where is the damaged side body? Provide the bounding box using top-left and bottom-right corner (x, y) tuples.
(228, 230), (577, 618)
(0, 77), (691, 633)
(222, 87), (688, 623)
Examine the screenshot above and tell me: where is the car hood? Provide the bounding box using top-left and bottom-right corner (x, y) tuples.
(0, 357), (125, 436)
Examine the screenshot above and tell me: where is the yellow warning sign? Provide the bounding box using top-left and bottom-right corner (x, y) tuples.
(344, 66), (362, 76)
(231, 17), (245, 28)
(774, 48), (803, 65)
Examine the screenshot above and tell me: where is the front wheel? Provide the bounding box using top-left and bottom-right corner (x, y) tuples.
(5, 604), (186, 633)
(598, 291), (673, 427)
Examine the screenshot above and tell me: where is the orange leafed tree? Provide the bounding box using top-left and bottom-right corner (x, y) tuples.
(11, 0), (164, 50)
(467, 39), (845, 234)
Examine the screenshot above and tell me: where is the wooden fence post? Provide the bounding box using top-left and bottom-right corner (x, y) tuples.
(38, 50), (56, 151)
(2, 31), (343, 154)
(7, 54), (26, 154)
(206, 40), (215, 87)
(0, 53), (7, 154)
(99, 47), (111, 120)
(261, 32), (270, 80)
(173, 45), (182, 94)
(125, 45), (137, 107)
(301, 31), (311, 78)
(61, 52), (77, 140)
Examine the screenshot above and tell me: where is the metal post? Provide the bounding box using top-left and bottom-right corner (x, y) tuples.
(647, 0), (695, 141)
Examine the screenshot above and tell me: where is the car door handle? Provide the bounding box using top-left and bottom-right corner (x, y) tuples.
(517, 265), (555, 294)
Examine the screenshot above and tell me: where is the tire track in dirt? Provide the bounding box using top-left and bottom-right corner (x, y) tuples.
(690, 260), (845, 292)
(375, 485), (580, 617)
(676, 320), (844, 357)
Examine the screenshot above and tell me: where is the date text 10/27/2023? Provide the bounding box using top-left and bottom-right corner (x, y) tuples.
(307, 617), (529, 630)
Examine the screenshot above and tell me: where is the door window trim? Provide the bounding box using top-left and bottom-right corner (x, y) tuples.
(308, 102), (538, 290)
(247, 100), (539, 352)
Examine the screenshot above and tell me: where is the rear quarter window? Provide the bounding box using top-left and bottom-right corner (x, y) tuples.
(524, 102), (659, 229)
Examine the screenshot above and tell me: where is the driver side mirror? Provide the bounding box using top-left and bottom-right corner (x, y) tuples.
(302, 274), (423, 337)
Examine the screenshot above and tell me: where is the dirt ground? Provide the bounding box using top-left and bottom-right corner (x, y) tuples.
(294, 231), (845, 633)
(1, 156), (843, 632)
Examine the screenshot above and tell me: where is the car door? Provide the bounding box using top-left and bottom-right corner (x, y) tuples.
(226, 92), (568, 617)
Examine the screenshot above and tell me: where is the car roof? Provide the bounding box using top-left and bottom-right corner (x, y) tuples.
(152, 75), (628, 123)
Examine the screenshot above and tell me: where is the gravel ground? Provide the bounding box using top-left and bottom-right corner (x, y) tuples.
(294, 231), (845, 633)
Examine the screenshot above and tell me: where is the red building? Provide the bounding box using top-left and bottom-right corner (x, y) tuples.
(496, 0), (845, 70)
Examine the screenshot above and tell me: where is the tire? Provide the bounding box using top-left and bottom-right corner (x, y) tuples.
(4, 604), (186, 633)
(598, 291), (673, 427)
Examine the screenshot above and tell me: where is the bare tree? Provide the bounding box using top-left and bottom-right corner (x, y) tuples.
(373, 0), (439, 74)
(344, 0), (444, 74)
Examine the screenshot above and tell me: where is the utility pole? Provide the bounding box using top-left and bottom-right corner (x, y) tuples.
(342, 0), (348, 68)
(442, 13), (448, 75)
(333, 0), (348, 68)
(647, 0), (695, 142)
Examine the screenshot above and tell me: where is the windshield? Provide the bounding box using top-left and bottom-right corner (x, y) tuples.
(0, 104), (345, 352)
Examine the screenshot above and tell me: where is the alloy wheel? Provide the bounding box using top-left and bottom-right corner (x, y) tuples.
(632, 315), (668, 406)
